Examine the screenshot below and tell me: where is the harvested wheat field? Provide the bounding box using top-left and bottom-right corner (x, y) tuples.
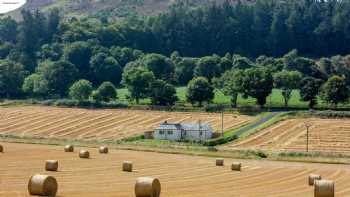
(0, 106), (251, 140)
(226, 118), (350, 153)
(1, 142), (350, 197)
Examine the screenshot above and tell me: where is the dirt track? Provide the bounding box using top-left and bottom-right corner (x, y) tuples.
(0, 142), (350, 197)
(0, 106), (251, 140)
(226, 118), (350, 153)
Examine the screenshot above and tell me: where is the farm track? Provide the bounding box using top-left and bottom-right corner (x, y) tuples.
(226, 118), (350, 153)
(1, 143), (350, 197)
(0, 106), (251, 140)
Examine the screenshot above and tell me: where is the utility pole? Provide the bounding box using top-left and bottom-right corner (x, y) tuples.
(303, 122), (312, 152)
(221, 110), (224, 137)
(199, 120), (203, 142)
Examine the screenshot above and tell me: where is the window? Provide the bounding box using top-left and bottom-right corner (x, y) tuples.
(159, 130), (165, 135)
(199, 131), (203, 136)
(168, 130), (173, 135)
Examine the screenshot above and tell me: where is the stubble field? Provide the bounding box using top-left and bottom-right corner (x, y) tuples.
(226, 118), (350, 154)
(0, 106), (251, 141)
(1, 142), (350, 197)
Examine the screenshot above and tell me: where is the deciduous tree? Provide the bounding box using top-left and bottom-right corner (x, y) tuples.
(320, 76), (349, 107)
(186, 77), (214, 107)
(240, 68), (273, 107)
(122, 67), (155, 104)
(273, 71), (302, 107)
(149, 80), (178, 106)
(299, 77), (323, 109)
(69, 79), (93, 101)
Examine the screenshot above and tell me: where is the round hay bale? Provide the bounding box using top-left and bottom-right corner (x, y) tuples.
(309, 174), (322, 186)
(231, 162), (241, 171)
(216, 158), (224, 166)
(123, 161), (133, 172)
(64, 145), (74, 152)
(45, 160), (58, 171)
(99, 146), (108, 154)
(79, 150), (90, 159)
(135, 177), (161, 197)
(0, 144), (3, 153)
(28, 174), (58, 196)
(314, 180), (334, 197)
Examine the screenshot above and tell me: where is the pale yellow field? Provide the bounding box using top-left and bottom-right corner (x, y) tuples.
(226, 118), (350, 153)
(1, 142), (350, 197)
(0, 106), (251, 140)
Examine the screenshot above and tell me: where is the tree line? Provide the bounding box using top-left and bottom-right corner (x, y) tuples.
(0, 1), (349, 108)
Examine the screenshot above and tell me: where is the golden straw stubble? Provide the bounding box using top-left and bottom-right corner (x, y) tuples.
(135, 177), (161, 197)
(28, 174), (58, 196)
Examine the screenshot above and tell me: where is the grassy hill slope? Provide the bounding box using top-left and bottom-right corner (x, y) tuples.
(6, 0), (233, 19)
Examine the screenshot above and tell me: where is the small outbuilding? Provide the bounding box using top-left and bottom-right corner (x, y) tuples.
(154, 121), (213, 142)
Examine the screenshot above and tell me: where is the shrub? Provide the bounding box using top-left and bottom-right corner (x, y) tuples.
(121, 135), (145, 142)
(309, 110), (350, 118)
(203, 135), (238, 146)
(69, 79), (92, 101)
(204, 104), (225, 112)
(256, 150), (268, 158)
(69, 79), (93, 101)
(243, 150), (268, 158)
(54, 99), (78, 107)
(237, 106), (261, 113)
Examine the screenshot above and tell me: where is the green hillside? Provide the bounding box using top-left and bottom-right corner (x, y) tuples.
(6, 0), (231, 19)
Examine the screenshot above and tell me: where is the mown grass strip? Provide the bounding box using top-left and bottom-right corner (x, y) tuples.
(203, 112), (274, 146)
(237, 112), (295, 140)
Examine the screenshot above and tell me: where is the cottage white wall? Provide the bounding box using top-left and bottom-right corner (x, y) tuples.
(154, 127), (213, 142)
(185, 130), (213, 142)
(154, 130), (182, 141)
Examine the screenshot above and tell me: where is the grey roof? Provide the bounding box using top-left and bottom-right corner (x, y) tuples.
(181, 123), (212, 131)
(155, 123), (181, 130)
(155, 122), (212, 131)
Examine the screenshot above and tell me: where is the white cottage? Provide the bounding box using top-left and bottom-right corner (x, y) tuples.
(154, 121), (213, 142)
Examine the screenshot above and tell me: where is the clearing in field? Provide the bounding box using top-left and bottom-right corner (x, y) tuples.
(0, 142), (350, 197)
(225, 118), (350, 153)
(0, 106), (251, 140)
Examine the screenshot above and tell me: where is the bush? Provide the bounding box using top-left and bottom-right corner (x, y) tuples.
(54, 99), (78, 107)
(204, 104), (225, 112)
(203, 135), (238, 146)
(309, 110), (350, 118)
(256, 150), (268, 158)
(243, 150), (268, 158)
(69, 79), (93, 101)
(27, 99), (129, 109)
(237, 106), (261, 113)
(100, 101), (128, 108)
(277, 151), (321, 158)
(121, 135), (145, 142)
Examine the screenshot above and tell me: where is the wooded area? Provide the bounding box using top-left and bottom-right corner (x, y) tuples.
(0, 0), (349, 108)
